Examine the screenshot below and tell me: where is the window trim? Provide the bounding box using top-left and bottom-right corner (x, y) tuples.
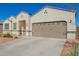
(4, 23), (9, 30)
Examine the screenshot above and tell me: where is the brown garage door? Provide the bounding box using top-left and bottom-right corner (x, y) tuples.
(32, 21), (67, 39)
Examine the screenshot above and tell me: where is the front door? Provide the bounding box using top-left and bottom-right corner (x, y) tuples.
(19, 20), (26, 36)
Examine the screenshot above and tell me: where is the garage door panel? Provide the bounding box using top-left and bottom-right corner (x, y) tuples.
(32, 21), (67, 39)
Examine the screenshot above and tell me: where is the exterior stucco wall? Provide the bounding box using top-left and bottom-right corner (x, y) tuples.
(10, 16), (19, 36)
(3, 7), (76, 39)
(3, 16), (19, 36)
(3, 19), (11, 34)
(31, 7), (76, 39)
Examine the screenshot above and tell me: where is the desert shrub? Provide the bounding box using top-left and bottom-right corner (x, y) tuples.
(3, 33), (12, 38)
(69, 44), (79, 56)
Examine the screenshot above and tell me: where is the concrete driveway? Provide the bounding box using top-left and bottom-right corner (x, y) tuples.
(0, 37), (66, 56)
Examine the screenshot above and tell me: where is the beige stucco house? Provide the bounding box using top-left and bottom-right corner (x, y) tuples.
(3, 6), (76, 39)
(3, 16), (13, 35)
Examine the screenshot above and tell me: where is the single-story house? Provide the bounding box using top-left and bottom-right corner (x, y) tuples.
(3, 6), (76, 39)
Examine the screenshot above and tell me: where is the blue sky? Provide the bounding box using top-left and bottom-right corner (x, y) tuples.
(0, 3), (79, 27)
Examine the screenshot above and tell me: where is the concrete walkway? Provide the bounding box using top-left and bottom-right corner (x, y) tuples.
(0, 37), (66, 56)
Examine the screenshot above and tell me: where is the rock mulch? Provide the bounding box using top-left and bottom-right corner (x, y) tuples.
(0, 37), (16, 44)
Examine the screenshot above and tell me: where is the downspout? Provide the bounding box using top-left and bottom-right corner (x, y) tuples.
(28, 15), (31, 37)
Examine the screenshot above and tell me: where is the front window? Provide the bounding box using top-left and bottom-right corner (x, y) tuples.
(13, 23), (16, 29)
(5, 23), (9, 30)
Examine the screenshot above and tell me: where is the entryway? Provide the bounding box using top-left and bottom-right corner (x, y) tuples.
(19, 20), (26, 36)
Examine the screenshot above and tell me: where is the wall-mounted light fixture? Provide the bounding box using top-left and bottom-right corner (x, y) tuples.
(69, 19), (72, 23)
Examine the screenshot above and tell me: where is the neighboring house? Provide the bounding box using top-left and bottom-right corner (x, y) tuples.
(0, 21), (3, 35)
(31, 6), (76, 39)
(3, 6), (76, 39)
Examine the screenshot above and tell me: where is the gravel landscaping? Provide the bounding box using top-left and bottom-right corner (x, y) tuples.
(0, 37), (16, 44)
(61, 39), (79, 56)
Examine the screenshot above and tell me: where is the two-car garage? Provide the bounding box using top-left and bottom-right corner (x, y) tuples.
(32, 21), (67, 39)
